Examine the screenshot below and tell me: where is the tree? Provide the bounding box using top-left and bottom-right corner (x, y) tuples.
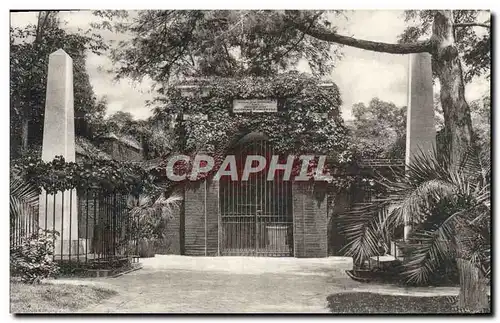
(399, 10), (491, 83)
(104, 111), (135, 134)
(349, 98), (406, 159)
(102, 10), (489, 159)
(10, 11), (108, 156)
(286, 10), (490, 311)
(288, 10), (490, 162)
(339, 145), (490, 312)
(103, 10), (339, 82)
(470, 95), (490, 149)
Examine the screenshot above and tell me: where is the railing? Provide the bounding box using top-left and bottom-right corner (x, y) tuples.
(10, 188), (140, 268)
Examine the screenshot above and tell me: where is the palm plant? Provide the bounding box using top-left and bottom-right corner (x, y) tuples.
(338, 145), (490, 312)
(10, 172), (39, 245)
(126, 191), (183, 256)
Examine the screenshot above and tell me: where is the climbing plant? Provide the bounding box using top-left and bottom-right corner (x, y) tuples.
(154, 72), (353, 186)
(11, 155), (157, 195)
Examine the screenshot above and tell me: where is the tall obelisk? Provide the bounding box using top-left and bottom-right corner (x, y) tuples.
(38, 49), (81, 256)
(404, 53), (436, 239)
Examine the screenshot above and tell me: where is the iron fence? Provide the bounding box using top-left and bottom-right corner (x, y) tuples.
(10, 188), (141, 267)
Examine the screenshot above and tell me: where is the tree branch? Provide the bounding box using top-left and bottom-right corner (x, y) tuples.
(454, 22), (490, 28)
(289, 17), (432, 54)
(259, 12), (321, 65)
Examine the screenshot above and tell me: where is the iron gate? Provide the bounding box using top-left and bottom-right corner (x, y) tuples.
(219, 138), (293, 256)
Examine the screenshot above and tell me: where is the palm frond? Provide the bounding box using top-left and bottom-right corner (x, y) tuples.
(395, 178), (456, 226)
(406, 147), (451, 186)
(10, 175), (39, 223)
(402, 224), (454, 284)
(128, 191), (183, 221)
(338, 202), (390, 264)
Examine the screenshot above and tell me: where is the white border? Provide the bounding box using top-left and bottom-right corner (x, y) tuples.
(2, 2), (497, 322)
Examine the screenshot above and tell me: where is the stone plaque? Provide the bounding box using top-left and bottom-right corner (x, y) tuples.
(233, 99), (278, 113)
(183, 114), (208, 121)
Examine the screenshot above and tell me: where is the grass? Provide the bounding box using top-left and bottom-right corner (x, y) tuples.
(327, 292), (462, 314)
(10, 282), (117, 313)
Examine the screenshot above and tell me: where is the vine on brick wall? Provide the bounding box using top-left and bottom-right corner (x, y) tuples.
(154, 72), (356, 192)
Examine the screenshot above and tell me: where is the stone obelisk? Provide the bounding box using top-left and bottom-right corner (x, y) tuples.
(38, 49), (82, 256)
(404, 53), (436, 240)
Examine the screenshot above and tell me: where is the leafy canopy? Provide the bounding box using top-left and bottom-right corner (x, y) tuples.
(105, 10), (340, 83)
(349, 98), (407, 159)
(158, 73), (350, 159)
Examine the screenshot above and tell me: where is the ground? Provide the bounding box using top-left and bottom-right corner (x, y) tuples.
(42, 255), (461, 314)
(327, 293), (459, 314)
(82, 269), (350, 313)
(10, 281), (117, 313)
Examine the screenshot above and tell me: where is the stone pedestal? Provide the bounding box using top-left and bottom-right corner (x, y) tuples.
(38, 49), (84, 255)
(405, 53), (436, 239)
(39, 189), (86, 255)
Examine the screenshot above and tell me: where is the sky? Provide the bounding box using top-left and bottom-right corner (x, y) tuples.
(10, 10), (490, 121)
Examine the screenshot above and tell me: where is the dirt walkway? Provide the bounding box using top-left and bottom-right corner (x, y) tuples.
(58, 256), (461, 313)
(77, 268), (359, 313)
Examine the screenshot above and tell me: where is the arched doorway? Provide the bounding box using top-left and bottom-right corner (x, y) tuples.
(219, 133), (293, 256)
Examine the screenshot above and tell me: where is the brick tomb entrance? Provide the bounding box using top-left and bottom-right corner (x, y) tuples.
(165, 133), (328, 258)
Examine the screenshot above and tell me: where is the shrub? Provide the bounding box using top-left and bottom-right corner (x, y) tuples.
(11, 229), (60, 284)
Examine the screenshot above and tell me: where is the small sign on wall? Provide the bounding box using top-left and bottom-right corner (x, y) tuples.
(233, 99), (278, 113)
(183, 114), (208, 121)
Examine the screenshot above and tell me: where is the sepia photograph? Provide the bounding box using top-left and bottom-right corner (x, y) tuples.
(8, 6), (491, 314)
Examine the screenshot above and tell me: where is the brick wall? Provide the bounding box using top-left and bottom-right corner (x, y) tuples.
(180, 180), (329, 258)
(183, 180), (219, 256)
(156, 200), (182, 254)
(292, 183), (328, 258)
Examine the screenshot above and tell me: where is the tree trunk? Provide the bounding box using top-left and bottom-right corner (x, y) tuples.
(457, 258), (489, 312)
(431, 11), (488, 312)
(431, 11), (474, 161)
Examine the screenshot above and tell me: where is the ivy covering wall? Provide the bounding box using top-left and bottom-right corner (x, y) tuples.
(164, 72), (350, 160)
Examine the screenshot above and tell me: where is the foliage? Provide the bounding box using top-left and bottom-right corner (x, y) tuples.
(10, 229), (60, 284)
(10, 171), (40, 229)
(103, 10), (340, 83)
(127, 192), (183, 241)
(102, 111), (135, 135)
(338, 145), (490, 288)
(144, 73), (354, 193)
(126, 192), (183, 257)
(399, 10), (490, 82)
(161, 73), (349, 156)
(10, 11), (108, 155)
(11, 155), (156, 195)
(470, 95), (490, 148)
(349, 98), (407, 159)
